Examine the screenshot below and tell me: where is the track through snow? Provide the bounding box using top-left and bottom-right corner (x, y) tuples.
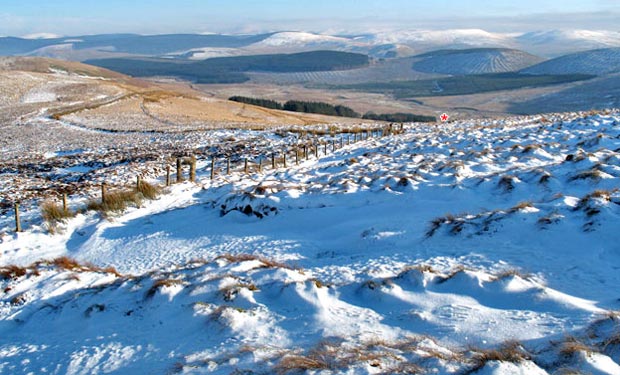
(1, 111), (620, 374)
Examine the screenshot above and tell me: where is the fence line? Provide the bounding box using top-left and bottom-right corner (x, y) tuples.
(15, 124), (403, 231)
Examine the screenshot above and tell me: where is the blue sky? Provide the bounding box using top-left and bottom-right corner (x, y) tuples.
(1, 0), (618, 36)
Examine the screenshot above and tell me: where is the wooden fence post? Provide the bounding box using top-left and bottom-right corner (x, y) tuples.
(227, 158), (231, 175)
(272, 153), (276, 169)
(136, 175), (142, 190)
(332, 140), (335, 152)
(14, 203), (21, 233)
(176, 158), (183, 183)
(210, 158), (215, 180)
(304, 145), (308, 160)
(295, 148), (299, 165)
(101, 182), (107, 204)
(314, 144), (318, 158)
(283, 152), (287, 168)
(258, 157), (263, 173)
(190, 156), (197, 182)
(244, 158), (248, 174)
(62, 193), (68, 213)
(340, 138), (343, 148)
(166, 165), (171, 186)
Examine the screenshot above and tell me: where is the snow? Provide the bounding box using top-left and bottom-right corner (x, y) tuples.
(253, 32), (354, 48)
(1, 111), (620, 374)
(21, 33), (62, 40)
(365, 29), (514, 47)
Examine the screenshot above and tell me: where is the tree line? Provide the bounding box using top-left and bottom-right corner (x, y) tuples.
(228, 96), (436, 122)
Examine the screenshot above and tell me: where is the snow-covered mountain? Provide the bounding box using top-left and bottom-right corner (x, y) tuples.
(251, 31), (354, 48)
(517, 30), (620, 56)
(3, 29), (620, 61)
(522, 48), (620, 75)
(412, 48), (544, 75)
(358, 29), (515, 49)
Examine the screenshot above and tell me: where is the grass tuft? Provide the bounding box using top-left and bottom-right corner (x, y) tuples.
(559, 336), (595, 357)
(215, 254), (296, 270)
(465, 341), (531, 374)
(146, 279), (184, 299)
(0, 265), (28, 280)
(275, 355), (331, 374)
(87, 189), (142, 213)
(41, 201), (75, 223)
(136, 180), (161, 200)
(51, 256), (83, 271)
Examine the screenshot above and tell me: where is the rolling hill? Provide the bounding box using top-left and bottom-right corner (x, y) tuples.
(411, 48), (544, 75)
(0, 33), (274, 56)
(517, 30), (620, 57)
(85, 51), (370, 83)
(3, 29), (620, 62)
(0, 56), (366, 132)
(521, 48), (620, 76)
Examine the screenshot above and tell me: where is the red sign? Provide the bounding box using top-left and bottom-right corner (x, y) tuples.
(440, 113), (449, 122)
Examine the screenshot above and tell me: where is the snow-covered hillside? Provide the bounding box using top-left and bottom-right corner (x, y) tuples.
(517, 30), (620, 57)
(360, 29), (514, 49)
(252, 32), (354, 48)
(522, 48), (620, 76)
(412, 48), (543, 75)
(1, 110), (620, 374)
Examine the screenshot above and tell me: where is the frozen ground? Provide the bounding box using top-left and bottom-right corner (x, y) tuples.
(1, 110), (620, 374)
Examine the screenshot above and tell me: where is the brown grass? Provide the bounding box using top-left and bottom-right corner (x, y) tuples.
(10, 294), (27, 305)
(136, 180), (161, 200)
(522, 144), (540, 153)
(51, 256), (83, 271)
(508, 201), (533, 213)
(381, 362), (424, 374)
(0, 265), (28, 280)
(498, 175), (516, 192)
(553, 369), (589, 375)
(87, 188), (147, 214)
(221, 283), (259, 301)
(570, 169), (603, 182)
(601, 331), (620, 352)
(494, 269), (532, 280)
(215, 254), (295, 270)
(436, 265), (469, 284)
(41, 200), (76, 233)
(465, 341), (531, 374)
(275, 355), (331, 374)
(41, 201), (75, 223)
(559, 336), (595, 357)
(146, 279), (184, 299)
(396, 264), (438, 279)
(574, 190), (614, 216)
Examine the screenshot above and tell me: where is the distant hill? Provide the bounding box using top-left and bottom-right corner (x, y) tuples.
(521, 48), (620, 76)
(0, 56), (134, 82)
(0, 33), (274, 56)
(2, 29), (620, 61)
(412, 48), (544, 75)
(0, 56), (363, 129)
(85, 51), (370, 83)
(516, 30), (620, 57)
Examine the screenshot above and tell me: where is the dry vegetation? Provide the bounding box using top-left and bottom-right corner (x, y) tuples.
(146, 279), (184, 299)
(464, 341), (531, 374)
(215, 253), (297, 271)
